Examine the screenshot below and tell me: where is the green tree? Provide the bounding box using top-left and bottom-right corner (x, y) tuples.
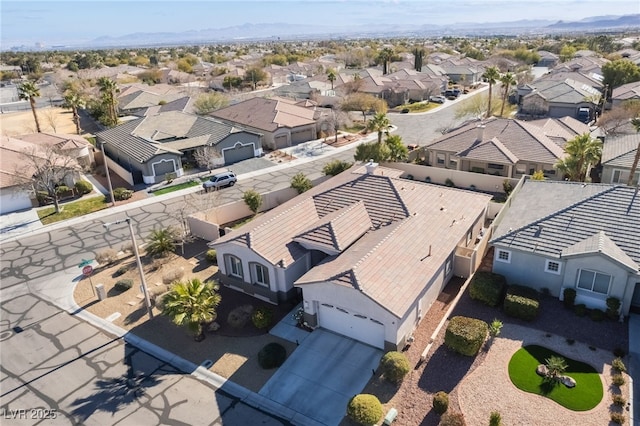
(554, 133), (603, 182)
(544, 355), (568, 384)
(290, 172), (312, 194)
(531, 170), (545, 180)
(193, 92), (229, 115)
(499, 72), (516, 117)
(602, 59), (640, 99)
(243, 189), (262, 215)
(327, 69), (336, 90)
(244, 66), (268, 90)
(323, 159), (353, 176)
(413, 47), (424, 72)
(627, 117), (640, 186)
(162, 278), (221, 341)
(223, 75), (243, 91)
(482, 66), (500, 118)
(559, 45), (576, 62)
(366, 112), (391, 146)
(354, 140), (391, 163)
(63, 90), (86, 135)
(97, 77), (119, 126)
(341, 93), (382, 122)
(146, 227), (179, 257)
(384, 134), (408, 162)
(17, 81), (41, 132)
(377, 47), (394, 75)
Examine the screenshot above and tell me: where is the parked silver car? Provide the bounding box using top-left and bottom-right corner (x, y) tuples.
(429, 95), (446, 104)
(202, 171), (237, 190)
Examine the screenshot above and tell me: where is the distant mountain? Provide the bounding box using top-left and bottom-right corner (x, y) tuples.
(81, 14), (640, 48)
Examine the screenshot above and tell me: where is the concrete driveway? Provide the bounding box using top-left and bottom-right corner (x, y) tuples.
(0, 208), (42, 240)
(259, 329), (383, 426)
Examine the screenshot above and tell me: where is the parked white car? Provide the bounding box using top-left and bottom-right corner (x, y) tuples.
(202, 171), (237, 190)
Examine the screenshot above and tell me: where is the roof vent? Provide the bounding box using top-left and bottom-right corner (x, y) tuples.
(365, 159), (378, 174)
(476, 125), (486, 142)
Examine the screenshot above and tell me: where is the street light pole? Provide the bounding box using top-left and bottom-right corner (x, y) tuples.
(103, 217), (153, 320)
(100, 140), (116, 207)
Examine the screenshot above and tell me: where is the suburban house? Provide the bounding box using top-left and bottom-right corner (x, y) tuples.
(13, 132), (95, 168)
(600, 133), (640, 186)
(118, 84), (195, 116)
(536, 51), (560, 68)
(211, 163), (492, 350)
(209, 97), (320, 150)
(611, 81), (640, 108)
(423, 116), (590, 180)
(517, 78), (601, 120)
(491, 178), (640, 316)
(96, 111), (262, 184)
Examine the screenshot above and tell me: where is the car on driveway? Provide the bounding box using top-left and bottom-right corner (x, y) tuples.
(429, 95), (446, 104)
(203, 171), (237, 191)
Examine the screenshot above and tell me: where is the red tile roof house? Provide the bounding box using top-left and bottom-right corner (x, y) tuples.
(210, 97), (320, 150)
(210, 163), (492, 350)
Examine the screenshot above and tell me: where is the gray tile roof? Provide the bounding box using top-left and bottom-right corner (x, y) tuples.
(456, 138), (519, 164)
(525, 78), (600, 104)
(492, 180), (640, 270)
(561, 231), (638, 272)
(601, 134), (640, 168)
(214, 165), (491, 318)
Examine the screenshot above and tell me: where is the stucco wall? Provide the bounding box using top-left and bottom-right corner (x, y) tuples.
(492, 248), (565, 296)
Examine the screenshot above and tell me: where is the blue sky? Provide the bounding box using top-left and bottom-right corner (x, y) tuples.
(2, 0), (639, 46)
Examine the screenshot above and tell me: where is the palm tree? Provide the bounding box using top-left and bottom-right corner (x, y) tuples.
(97, 77), (119, 126)
(544, 355), (568, 384)
(146, 227), (178, 257)
(377, 47), (394, 75)
(499, 72), (516, 117)
(554, 133), (603, 182)
(628, 117), (640, 186)
(482, 66), (500, 118)
(366, 112), (391, 146)
(385, 134), (408, 162)
(63, 91), (86, 135)
(327, 69), (336, 90)
(18, 81), (41, 132)
(162, 279), (222, 341)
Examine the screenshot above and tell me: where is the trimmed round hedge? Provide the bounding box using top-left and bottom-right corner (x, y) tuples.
(252, 306), (274, 329)
(433, 391), (449, 414)
(468, 271), (506, 307)
(114, 279), (133, 292)
(257, 342), (287, 369)
(346, 394), (383, 426)
(445, 316), (488, 356)
(380, 351), (410, 384)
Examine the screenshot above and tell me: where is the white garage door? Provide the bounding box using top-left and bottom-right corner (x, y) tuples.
(318, 303), (385, 349)
(0, 191), (33, 215)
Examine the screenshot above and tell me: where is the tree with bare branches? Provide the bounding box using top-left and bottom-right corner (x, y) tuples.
(193, 146), (222, 172)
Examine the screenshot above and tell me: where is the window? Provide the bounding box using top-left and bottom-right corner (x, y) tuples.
(496, 249), (511, 263)
(516, 164), (527, 175)
(436, 153), (445, 165)
(543, 169), (556, 176)
(227, 255), (243, 279)
(544, 259), (561, 275)
(445, 258), (452, 275)
(577, 269), (611, 295)
(613, 170), (621, 183)
(487, 163), (504, 170)
(253, 263), (270, 287)
(449, 159), (458, 169)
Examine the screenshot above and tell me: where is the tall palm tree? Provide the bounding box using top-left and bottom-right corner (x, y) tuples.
(627, 117), (640, 186)
(63, 91), (86, 135)
(327, 69), (336, 90)
(162, 279), (222, 341)
(482, 66), (500, 118)
(18, 81), (41, 132)
(377, 47), (394, 75)
(366, 112), (391, 146)
(499, 72), (516, 117)
(146, 227), (178, 257)
(554, 133), (603, 182)
(97, 77), (119, 126)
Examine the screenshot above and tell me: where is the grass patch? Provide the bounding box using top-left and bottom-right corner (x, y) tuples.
(38, 196), (108, 224)
(508, 345), (602, 411)
(151, 180), (200, 196)
(396, 102), (439, 113)
(341, 124), (366, 133)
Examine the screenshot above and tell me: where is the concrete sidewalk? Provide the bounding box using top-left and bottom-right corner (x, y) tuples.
(629, 314), (639, 426)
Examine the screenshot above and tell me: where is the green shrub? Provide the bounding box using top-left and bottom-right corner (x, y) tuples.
(114, 279), (133, 292)
(346, 394), (383, 426)
(444, 316), (488, 356)
(438, 412), (466, 426)
(112, 265), (129, 278)
(74, 180), (93, 195)
(563, 288), (576, 308)
(432, 391), (449, 414)
(162, 267), (185, 284)
(488, 319), (503, 338)
(113, 187), (133, 201)
(610, 412), (626, 424)
(445, 178), (455, 187)
(205, 249), (217, 263)
(379, 351), (410, 384)
(257, 342), (287, 369)
(322, 159), (352, 176)
(612, 357), (627, 373)
(290, 172), (313, 194)
(503, 293), (539, 321)
(612, 374), (625, 386)
(55, 185), (71, 194)
(612, 394), (626, 406)
(574, 304), (587, 317)
(507, 284), (539, 300)
(251, 306), (273, 329)
(489, 411), (502, 426)
(227, 305), (253, 329)
(606, 297), (621, 319)
(242, 189), (262, 215)
(502, 179), (513, 196)
(590, 308), (605, 322)
(468, 271), (506, 307)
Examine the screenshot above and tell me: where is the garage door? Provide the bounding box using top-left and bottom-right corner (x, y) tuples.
(291, 128), (313, 144)
(224, 144), (254, 165)
(318, 303), (385, 349)
(0, 191), (33, 214)
(274, 134), (288, 149)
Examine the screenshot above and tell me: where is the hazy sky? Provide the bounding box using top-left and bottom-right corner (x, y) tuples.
(2, 0), (639, 46)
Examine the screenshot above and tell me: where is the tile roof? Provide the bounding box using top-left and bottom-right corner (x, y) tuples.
(14, 133), (91, 150)
(456, 138), (519, 164)
(210, 97), (316, 132)
(214, 165), (491, 318)
(601, 134), (640, 168)
(426, 117), (568, 165)
(561, 231), (638, 272)
(612, 81), (640, 101)
(492, 180), (640, 270)
(525, 78), (600, 104)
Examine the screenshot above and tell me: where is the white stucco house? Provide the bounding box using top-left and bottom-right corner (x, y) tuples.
(491, 178), (640, 317)
(211, 163), (492, 350)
